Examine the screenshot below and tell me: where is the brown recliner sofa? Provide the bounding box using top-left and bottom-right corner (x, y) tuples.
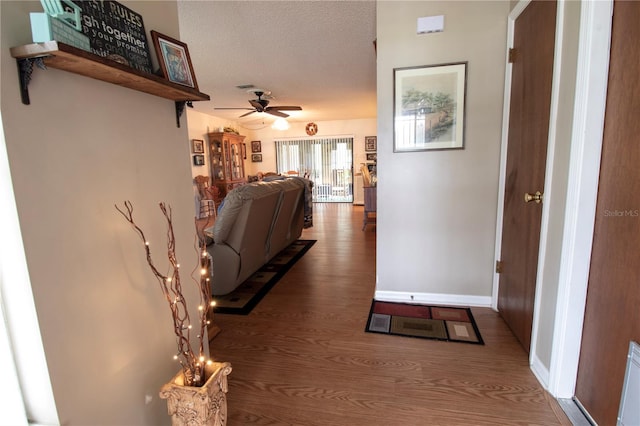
(207, 178), (307, 295)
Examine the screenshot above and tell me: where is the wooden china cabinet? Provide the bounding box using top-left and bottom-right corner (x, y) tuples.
(207, 131), (246, 203)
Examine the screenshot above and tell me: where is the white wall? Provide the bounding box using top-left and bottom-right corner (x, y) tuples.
(376, 1), (509, 304)
(185, 109), (232, 181)
(1, 1), (204, 424)
(186, 111), (376, 182)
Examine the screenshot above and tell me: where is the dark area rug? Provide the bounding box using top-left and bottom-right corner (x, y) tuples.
(212, 239), (316, 315)
(365, 300), (484, 345)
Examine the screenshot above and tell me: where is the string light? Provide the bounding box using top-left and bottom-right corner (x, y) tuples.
(115, 201), (217, 388)
(210, 301), (216, 307)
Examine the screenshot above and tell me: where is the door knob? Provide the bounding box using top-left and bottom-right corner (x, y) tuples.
(524, 191), (543, 204)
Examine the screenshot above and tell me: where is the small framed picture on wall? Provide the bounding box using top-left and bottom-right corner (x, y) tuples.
(366, 153), (377, 162)
(365, 136), (377, 152)
(251, 154), (263, 163)
(251, 140), (262, 153)
(192, 139), (204, 153)
(193, 154), (205, 166)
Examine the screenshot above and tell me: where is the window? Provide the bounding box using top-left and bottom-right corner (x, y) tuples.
(276, 137), (353, 202)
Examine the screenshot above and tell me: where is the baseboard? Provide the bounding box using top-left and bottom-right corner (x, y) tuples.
(530, 353), (550, 390)
(374, 291), (492, 307)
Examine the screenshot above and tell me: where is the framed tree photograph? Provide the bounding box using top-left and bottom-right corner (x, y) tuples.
(365, 136), (377, 151)
(151, 30), (198, 89)
(251, 140), (262, 153)
(191, 139), (204, 153)
(393, 62), (467, 152)
(251, 154), (262, 163)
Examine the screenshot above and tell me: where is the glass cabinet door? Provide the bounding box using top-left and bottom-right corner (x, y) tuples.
(209, 140), (224, 180)
(223, 140), (232, 179)
(231, 143), (242, 180)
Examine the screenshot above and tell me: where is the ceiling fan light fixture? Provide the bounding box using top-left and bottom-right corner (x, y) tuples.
(272, 117), (290, 130)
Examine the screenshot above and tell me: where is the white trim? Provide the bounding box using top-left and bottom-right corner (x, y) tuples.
(0, 111), (59, 423)
(547, 0), (613, 399)
(374, 291), (492, 308)
(0, 289), (28, 425)
(492, 6), (514, 312)
(510, 0), (531, 18)
(529, 0), (566, 372)
(531, 352), (551, 389)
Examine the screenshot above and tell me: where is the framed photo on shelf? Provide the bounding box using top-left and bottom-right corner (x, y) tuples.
(191, 139), (204, 153)
(151, 30), (199, 89)
(365, 136), (377, 151)
(366, 153), (377, 162)
(393, 62), (467, 152)
(193, 154), (205, 166)
(251, 140), (262, 153)
(251, 154), (263, 163)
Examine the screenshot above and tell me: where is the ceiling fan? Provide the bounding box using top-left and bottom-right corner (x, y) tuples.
(215, 90), (302, 118)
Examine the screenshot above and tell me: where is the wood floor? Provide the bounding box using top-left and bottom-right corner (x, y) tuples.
(209, 203), (570, 425)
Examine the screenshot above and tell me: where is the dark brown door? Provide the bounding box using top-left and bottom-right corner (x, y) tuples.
(574, 1), (640, 423)
(497, 0), (556, 353)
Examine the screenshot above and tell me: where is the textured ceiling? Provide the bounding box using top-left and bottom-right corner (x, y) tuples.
(177, 1), (377, 126)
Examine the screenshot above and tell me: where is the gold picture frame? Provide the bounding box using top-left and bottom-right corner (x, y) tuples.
(191, 139), (204, 153)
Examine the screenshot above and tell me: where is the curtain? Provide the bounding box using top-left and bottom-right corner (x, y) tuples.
(275, 137), (353, 202)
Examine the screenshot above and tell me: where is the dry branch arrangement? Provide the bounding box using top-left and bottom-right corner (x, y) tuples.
(115, 201), (215, 387)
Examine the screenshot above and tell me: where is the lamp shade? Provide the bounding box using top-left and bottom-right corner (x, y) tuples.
(272, 117), (290, 130)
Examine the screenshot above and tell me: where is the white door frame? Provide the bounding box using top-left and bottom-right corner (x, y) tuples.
(548, 0), (613, 398)
(492, 0), (614, 398)
(492, 0), (564, 379)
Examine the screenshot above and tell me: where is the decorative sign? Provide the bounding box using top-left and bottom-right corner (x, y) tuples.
(305, 122), (318, 136)
(61, 0), (152, 73)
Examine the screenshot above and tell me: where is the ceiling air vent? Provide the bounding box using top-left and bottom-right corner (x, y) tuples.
(235, 84), (255, 90)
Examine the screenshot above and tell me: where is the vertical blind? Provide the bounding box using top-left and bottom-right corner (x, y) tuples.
(275, 137), (353, 202)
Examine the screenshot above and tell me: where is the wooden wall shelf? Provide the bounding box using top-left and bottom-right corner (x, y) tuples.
(10, 41), (210, 127)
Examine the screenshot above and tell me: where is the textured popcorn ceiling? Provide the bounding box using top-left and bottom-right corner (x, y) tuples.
(178, 0), (377, 125)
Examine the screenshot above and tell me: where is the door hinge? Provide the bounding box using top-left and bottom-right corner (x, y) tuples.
(496, 260), (504, 274)
(508, 48), (517, 63)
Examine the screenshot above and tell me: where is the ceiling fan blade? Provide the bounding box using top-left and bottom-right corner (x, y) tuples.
(266, 109), (289, 118)
(249, 100), (265, 111)
(215, 107), (253, 110)
(266, 106), (302, 111)
(239, 111), (256, 118)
